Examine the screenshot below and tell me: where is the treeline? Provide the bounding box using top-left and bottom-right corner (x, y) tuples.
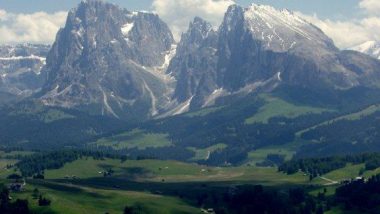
(91, 145), (194, 162)
(223, 186), (329, 214)
(279, 153), (380, 178)
(16, 150), (129, 177)
(335, 174), (380, 213)
(0, 102), (127, 150)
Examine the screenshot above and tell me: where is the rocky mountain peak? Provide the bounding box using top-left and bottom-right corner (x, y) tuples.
(19, 1), (380, 119)
(39, 1), (175, 119)
(179, 17), (215, 48)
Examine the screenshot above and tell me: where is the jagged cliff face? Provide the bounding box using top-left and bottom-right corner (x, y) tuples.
(31, 1), (380, 119)
(216, 4), (380, 91)
(167, 17), (219, 110)
(169, 4), (380, 111)
(39, 0), (175, 119)
(0, 44), (49, 98)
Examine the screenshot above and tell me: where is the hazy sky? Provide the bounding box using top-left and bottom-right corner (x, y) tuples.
(0, 0), (361, 19)
(0, 0), (379, 48)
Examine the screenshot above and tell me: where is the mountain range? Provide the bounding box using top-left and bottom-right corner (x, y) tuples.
(1, 0), (380, 163)
(2, 1), (379, 119)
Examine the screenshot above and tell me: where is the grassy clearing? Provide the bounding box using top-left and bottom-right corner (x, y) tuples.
(297, 104), (380, 136)
(44, 158), (216, 181)
(245, 94), (329, 124)
(10, 180), (200, 214)
(41, 109), (75, 123)
(92, 129), (172, 150)
(0, 159), (18, 178)
(9, 104), (75, 123)
(246, 140), (307, 165)
(322, 164), (364, 181)
(188, 144), (227, 161)
(308, 163), (380, 187)
(43, 157), (309, 185)
(247, 147), (295, 166)
(363, 167), (380, 178)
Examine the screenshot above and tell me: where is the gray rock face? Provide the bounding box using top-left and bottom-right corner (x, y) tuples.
(0, 44), (50, 97)
(31, 1), (380, 118)
(39, 0), (175, 119)
(216, 4), (377, 90)
(170, 4), (380, 111)
(168, 17), (218, 109)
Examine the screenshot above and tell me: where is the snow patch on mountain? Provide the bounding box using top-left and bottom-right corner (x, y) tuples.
(241, 3), (330, 52)
(0, 55), (46, 62)
(121, 22), (134, 36)
(351, 41), (380, 60)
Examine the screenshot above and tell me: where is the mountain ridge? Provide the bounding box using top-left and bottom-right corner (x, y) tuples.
(3, 1), (380, 121)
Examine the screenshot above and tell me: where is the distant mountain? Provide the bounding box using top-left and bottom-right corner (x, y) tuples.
(168, 4), (380, 111)
(351, 40), (380, 60)
(0, 44), (50, 101)
(38, 0), (176, 120)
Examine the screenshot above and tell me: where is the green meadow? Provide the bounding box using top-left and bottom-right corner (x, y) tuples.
(245, 94), (329, 125)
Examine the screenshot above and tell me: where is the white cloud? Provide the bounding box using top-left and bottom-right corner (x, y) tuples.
(152, 0), (235, 40)
(0, 10), (67, 45)
(359, 0), (380, 15)
(297, 0), (380, 49)
(298, 13), (380, 48)
(151, 0), (380, 49)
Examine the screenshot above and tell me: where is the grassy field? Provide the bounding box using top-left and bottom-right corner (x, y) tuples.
(188, 144), (227, 161)
(245, 94), (329, 124)
(0, 156), (313, 214)
(247, 146), (295, 165)
(42, 157), (310, 185)
(322, 164), (364, 181)
(92, 129), (172, 150)
(10, 180), (200, 214)
(2, 152), (379, 214)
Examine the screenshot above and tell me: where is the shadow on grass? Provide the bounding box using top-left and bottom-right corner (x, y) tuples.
(29, 180), (111, 199)
(47, 176), (308, 209)
(118, 167), (155, 179)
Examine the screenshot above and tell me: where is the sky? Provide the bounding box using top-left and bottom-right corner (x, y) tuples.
(0, 0), (379, 48)
(0, 0), (360, 18)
